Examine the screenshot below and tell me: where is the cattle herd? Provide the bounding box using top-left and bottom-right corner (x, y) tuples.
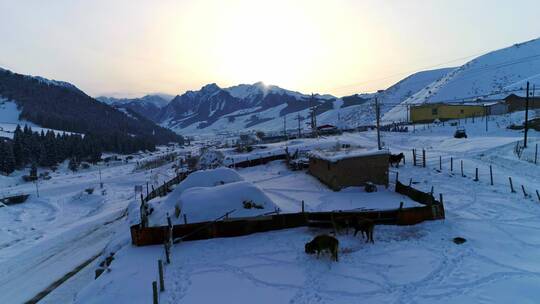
(305, 217), (375, 262)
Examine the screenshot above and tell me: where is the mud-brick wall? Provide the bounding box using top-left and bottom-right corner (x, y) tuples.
(308, 153), (389, 191)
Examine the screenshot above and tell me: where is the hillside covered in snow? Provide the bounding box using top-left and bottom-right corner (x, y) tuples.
(0, 68), (182, 148)
(384, 37), (540, 122)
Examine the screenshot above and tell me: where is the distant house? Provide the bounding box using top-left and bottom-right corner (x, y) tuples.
(504, 94), (540, 112)
(484, 101), (509, 116)
(317, 124), (341, 136)
(317, 124), (337, 131)
(410, 103), (486, 123)
(308, 149), (389, 191)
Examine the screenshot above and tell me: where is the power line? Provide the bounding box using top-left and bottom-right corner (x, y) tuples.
(330, 48), (497, 92)
(331, 49), (540, 95)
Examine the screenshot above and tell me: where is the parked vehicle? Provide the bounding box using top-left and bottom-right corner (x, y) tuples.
(454, 127), (467, 138)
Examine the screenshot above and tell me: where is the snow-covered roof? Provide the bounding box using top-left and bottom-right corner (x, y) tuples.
(309, 148), (389, 162)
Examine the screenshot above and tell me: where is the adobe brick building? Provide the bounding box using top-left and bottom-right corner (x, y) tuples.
(308, 149), (389, 191)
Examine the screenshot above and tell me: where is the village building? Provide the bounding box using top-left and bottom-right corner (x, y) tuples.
(308, 148), (389, 191)
(408, 93), (540, 123)
(484, 101), (509, 116)
(504, 94), (540, 112)
(317, 124), (341, 136)
(410, 103), (487, 123)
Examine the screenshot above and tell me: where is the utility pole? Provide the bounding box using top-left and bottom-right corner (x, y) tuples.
(283, 115), (287, 137)
(485, 112), (488, 132)
(524, 81), (530, 148)
(310, 93), (318, 137)
(375, 97), (382, 150)
(297, 113), (301, 138)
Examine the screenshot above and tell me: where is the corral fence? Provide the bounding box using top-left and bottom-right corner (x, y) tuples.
(229, 153), (287, 168)
(130, 206), (444, 246)
(513, 139), (538, 165)
(131, 179), (445, 246)
(407, 148), (540, 203)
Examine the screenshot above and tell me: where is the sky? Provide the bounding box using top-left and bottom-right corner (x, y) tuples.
(0, 0), (539, 98)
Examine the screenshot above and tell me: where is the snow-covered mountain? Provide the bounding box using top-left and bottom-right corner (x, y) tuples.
(156, 68), (453, 135)
(157, 82), (344, 133)
(0, 67), (181, 144)
(97, 94), (170, 122)
(384, 37), (540, 122)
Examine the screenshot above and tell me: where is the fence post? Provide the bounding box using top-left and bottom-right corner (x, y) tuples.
(146, 182), (149, 197)
(439, 193), (444, 205)
(509, 177), (516, 193)
(152, 281), (158, 304)
(158, 260), (165, 292)
(460, 160), (464, 177)
(474, 168), (479, 181)
(430, 186), (434, 195)
(439, 156), (442, 171)
(490, 165), (494, 186)
(408, 178), (412, 186)
(395, 172), (399, 183)
(301, 200), (305, 213)
(422, 149), (426, 168)
(183, 214), (188, 225)
(450, 157), (453, 172)
(164, 241), (170, 264)
(412, 149), (417, 166)
(522, 185), (528, 198)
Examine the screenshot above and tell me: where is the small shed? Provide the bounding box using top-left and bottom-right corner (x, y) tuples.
(504, 94), (540, 112)
(308, 149), (389, 191)
(484, 101), (508, 115)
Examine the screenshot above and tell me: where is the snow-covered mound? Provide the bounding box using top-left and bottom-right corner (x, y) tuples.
(179, 181), (278, 223)
(176, 167), (243, 192)
(149, 167), (244, 225)
(384, 37), (540, 122)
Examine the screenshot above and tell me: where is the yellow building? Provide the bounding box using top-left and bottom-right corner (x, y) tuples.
(410, 103), (486, 123)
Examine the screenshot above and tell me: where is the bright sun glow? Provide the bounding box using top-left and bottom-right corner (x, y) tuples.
(213, 1), (324, 88)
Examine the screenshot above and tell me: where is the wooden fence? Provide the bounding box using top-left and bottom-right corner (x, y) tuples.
(132, 152), (446, 246)
(229, 153), (287, 168)
(131, 203), (445, 246)
(409, 148), (540, 203)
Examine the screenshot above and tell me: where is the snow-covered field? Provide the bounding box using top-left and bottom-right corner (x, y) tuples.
(0, 147), (189, 304)
(1, 112), (539, 304)
(0, 99), (78, 138)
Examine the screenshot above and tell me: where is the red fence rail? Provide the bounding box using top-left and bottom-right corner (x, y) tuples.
(131, 203), (444, 246)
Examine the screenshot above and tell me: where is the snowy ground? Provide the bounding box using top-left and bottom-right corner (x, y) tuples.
(0, 147), (187, 304)
(1, 112), (539, 303)
(72, 113), (540, 304)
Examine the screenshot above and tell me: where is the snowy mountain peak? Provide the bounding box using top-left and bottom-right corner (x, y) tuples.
(200, 83), (221, 93)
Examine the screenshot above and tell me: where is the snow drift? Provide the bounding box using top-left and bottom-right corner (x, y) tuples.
(179, 181), (279, 223)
